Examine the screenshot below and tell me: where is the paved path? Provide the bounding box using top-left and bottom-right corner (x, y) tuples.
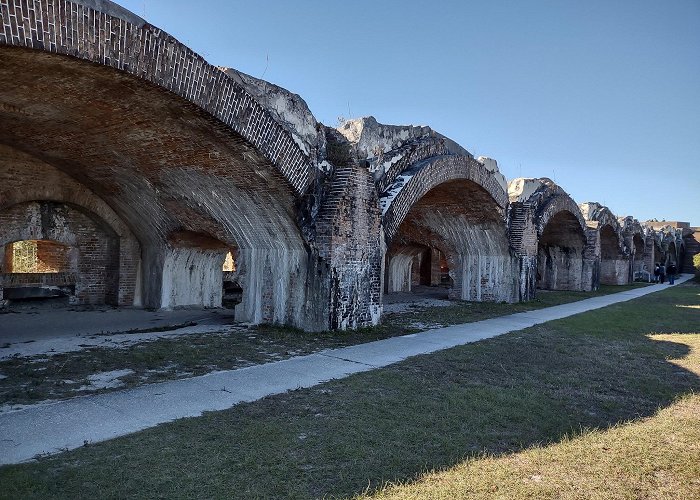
(0, 276), (693, 465)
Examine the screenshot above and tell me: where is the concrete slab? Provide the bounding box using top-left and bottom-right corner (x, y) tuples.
(0, 398), (144, 464)
(0, 275), (693, 465)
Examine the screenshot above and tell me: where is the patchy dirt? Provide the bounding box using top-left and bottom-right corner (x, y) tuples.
(0, 324), (247, 360)
(76, 369), (135, 391)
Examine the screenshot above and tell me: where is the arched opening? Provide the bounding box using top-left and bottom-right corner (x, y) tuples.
(666, 242), (677, 266)
(599, 225), (622, 285)
(385, 243), (452, 297)
(222, 249), (243, 309)
(385, 179), (517, 303)
(0, 201), (120, 306)
(0, 47), (322, 329)
(1, 240), (74, 302)
(537, 211), (586, 290)
(632, 234), (645, 275)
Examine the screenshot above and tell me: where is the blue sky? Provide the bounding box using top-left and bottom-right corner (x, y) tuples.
(115, 0), (699, 225)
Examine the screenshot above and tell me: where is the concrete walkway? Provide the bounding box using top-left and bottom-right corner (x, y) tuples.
(0, 276), (692, 465)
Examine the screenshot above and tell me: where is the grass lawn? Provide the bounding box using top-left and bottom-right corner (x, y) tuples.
(2, 283), (697, 499)
(0, 283), (649, 406)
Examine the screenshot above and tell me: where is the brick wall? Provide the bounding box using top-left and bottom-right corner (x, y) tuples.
(0, 145), (139, 305)
(0, 201), (119, 304)
(316, 160), (383, 329)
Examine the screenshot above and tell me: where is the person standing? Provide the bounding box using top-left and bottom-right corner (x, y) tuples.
(654, 263), (660, 283)
(659, 263), (666, 284)
(668, 263), (677, 285)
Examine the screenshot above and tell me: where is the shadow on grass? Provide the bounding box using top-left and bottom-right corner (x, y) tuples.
(1, 285), (699, 499)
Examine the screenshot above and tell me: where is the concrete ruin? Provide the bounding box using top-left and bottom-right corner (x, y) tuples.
(0, 0), (697, 330)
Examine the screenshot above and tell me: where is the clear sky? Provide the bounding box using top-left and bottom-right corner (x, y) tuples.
(114, 0), (699, 225)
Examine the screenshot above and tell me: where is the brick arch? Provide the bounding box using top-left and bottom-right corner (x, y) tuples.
(0, 200), (122, 305)
(0, 145), (141, 304)
(382, 156), (517, 303)
(375, 137), (452, 193)
(536, 196), (587, 240)
(535, 202), (588, 290)
(0, 0), (313, 195)
(381, 155), (508, 242)
(580, 203), (625, 256)
(0, 176), (135, 244)
(386, 221), (459, 294)
(597, 211), (620, 231)
(599, 224), (621, 259)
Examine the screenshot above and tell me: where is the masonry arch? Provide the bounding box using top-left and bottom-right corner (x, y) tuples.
(599, 224), (624, 284)
(666, 241), (678, 266)
(0, 145), (142, 306)
(632, 233), (645, 275)
(0, 201), (121, 305)
(0, 29), (323, 329)
(536, 208), (587, 290)
(580, 203), (628, 286)
(0, 0), (313, 195)
(382, 156), (517, 302)
(618, 217), (646, 280)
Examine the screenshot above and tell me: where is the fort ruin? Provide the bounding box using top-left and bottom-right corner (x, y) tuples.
(0, 0), (696, 331)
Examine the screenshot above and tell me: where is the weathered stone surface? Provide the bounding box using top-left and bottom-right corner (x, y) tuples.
(218, 67), (324, 167)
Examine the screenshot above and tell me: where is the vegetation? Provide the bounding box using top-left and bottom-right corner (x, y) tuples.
(1, 283), (697, 499)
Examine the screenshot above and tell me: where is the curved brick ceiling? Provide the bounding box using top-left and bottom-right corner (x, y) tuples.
(0, 0), (313, 195)
(0, 47), (305, 251)
(382, 156), (508, 243)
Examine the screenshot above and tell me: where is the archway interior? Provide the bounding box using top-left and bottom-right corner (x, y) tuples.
(632, 234), (645, 273)
(384, 243), (452, 299)
(536, 211), (585, 290)
(666, 242), (677, 266)
(386, 179), (517, 302)
(0, 201), (119, 305)
(222, 249), (243, 309)
(0, 47), (320, 329)
(599, 224), (623, 285)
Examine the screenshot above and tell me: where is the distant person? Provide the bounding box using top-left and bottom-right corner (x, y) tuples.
(668, 263), (677, 285)
(654, 263), (660, 283)
(659, 263), (666, 284)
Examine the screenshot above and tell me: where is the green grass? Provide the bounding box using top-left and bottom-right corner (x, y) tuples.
(384, 283), (649, 329)
(0, 283), (697, 499)
(0, 283), (650, 406)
